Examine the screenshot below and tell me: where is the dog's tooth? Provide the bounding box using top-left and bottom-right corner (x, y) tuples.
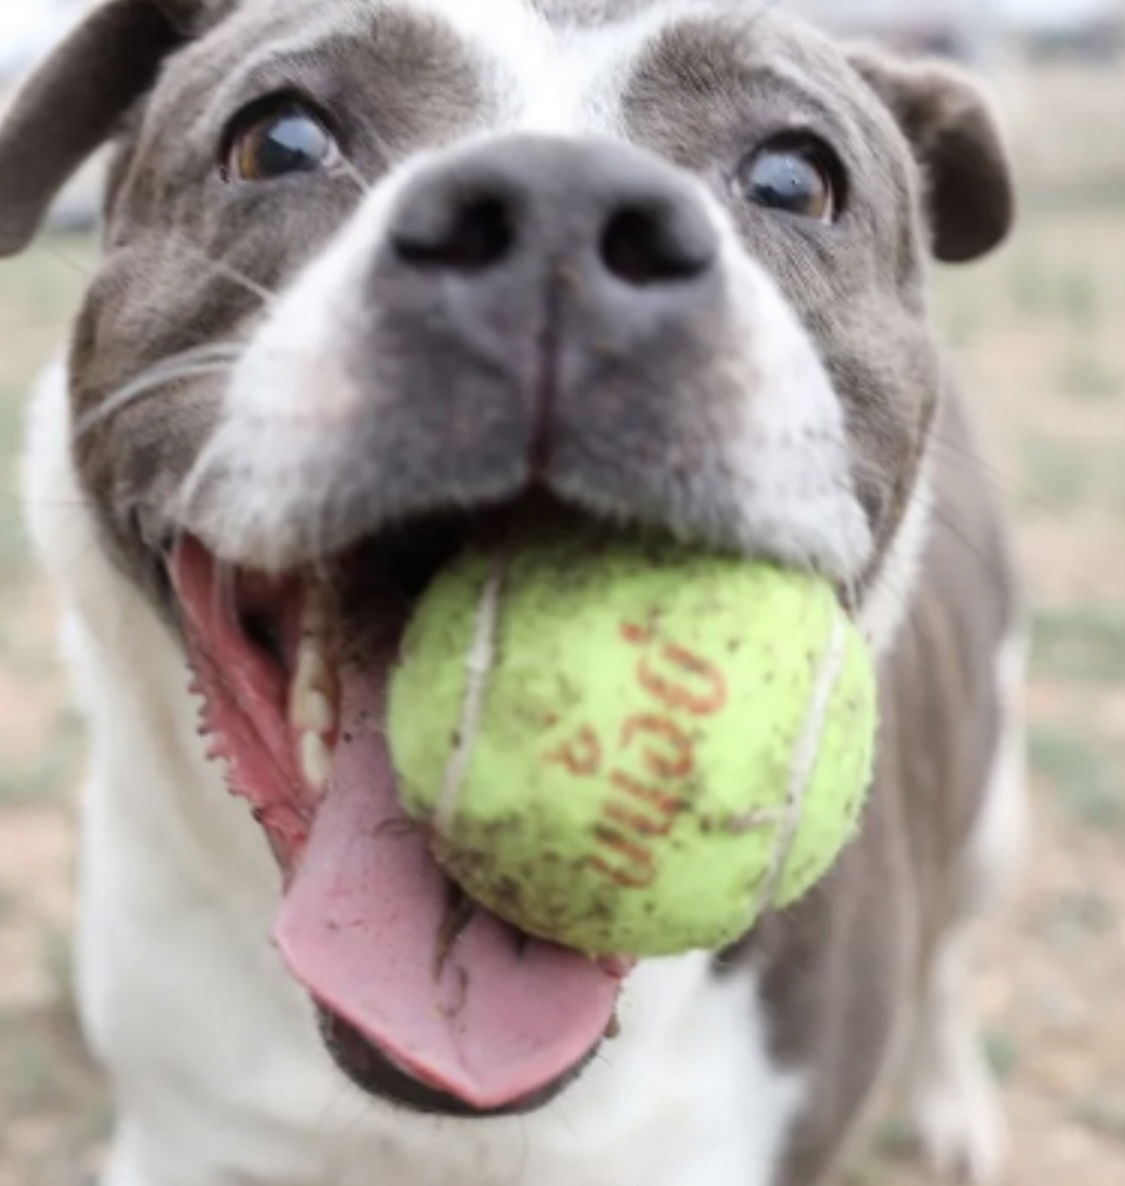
(300, 731), (334, 790)
(301, 587), (331, 637)
(289, 639), (339, 733)
(302, 688), (336, 735)
(310, 650), (336, 696)
(298, 643), (335, 696)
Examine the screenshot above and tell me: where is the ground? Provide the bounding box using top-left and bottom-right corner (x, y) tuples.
(1, 61), (1123, 1186)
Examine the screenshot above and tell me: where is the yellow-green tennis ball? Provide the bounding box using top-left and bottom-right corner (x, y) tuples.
(388, 535), (876, 958)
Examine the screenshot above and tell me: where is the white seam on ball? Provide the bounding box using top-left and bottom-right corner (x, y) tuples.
(436, 557), (506, 836)
(757, 598), (849, 914)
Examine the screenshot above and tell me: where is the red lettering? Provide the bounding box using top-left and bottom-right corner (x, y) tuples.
(636, 641), (728, 716)
(545, 725), (602, 776)
(610, 769), (684, 817)
(620, 622), (654, 646)
(605, 799), (678, 838)
(589, 825), (657, 888)
(619, 714), (695, 779)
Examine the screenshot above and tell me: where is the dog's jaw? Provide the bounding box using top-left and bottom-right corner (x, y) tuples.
(172, 534), (630, 1113)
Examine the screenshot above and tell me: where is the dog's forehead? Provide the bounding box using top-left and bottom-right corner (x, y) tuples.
(243, 0), (760, 32)
(179, 0), (868, 147)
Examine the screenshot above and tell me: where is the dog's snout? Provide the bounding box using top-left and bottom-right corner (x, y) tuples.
(362, 135), (729, 497)
(388, 136), (717, 289)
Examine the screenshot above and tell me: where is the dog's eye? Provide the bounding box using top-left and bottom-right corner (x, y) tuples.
(738, 137), (840, 223)
(224, 103), (339, 182)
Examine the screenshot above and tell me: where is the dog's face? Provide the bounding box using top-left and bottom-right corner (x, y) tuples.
(0, 0), (1012, 1119)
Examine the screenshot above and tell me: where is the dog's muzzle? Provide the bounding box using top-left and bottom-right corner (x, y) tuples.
(358, 133), (722, 476)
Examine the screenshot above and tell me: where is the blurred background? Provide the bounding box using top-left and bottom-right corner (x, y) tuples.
(0, 1), (1123, 1183)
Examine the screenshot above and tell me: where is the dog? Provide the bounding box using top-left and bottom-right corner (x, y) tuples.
(0, 2), (1026, 1184)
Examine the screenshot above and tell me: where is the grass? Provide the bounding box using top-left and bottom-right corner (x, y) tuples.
(983, 1029), (1022, 1083)
(1034, 890), (1117, 948)
(1074, 1097), (1125, 1147)
(1018, 438), (1125, 517)
(0, 393), (30, 588)
(1033, 606), (1125, 683)
(0, 999), (104, 1129)
(1057, 268), (1102, 330)
(1029, 725), (1124, 833)
(1020, 436), (1093, 512)
(1056, 352), (1122, 403)
(1023, 173), (1125, 215)
(1009, 253), (1058, 319)
(0, 709), (83, 809)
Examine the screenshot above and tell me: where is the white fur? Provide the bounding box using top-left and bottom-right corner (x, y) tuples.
(27, 367), (806, 1186)
(16, 3), (1016, 1184)
(859, 461), (934, 656)
(965, 630), (1030, 910)
(905, 929), (1007, 1186)
(902, 628), (1028, 1185)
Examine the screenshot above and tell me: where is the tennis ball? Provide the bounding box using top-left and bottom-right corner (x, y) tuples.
(388, 534), (876, 958)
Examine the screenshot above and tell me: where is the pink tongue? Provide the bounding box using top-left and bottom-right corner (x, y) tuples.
(274, 665), (621, 1111)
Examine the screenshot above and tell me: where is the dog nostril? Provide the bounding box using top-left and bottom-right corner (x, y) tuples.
(394, 195), (515, 273)
(600, 204), (713, 287)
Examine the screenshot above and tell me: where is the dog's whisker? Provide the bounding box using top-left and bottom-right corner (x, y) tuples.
(75, 364), (233, 443)
(173, 237), (279, 306)
(924, 431), (1050, 510)
(850, 425), (1049, 525)
(74, 347), (242, 442)
(841, 455), (1013, 599)
(336, 152), (374, 196)
(41, 240), (98, 280)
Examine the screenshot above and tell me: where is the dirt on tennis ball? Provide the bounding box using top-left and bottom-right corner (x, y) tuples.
(388, 534), (877, 958)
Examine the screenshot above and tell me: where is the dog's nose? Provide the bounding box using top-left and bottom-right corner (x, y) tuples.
(366, 136), (725, 483)
(388, 135), (717, 289)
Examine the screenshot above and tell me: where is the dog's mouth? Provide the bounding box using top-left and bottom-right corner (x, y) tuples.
(169, 502), (629, 1115)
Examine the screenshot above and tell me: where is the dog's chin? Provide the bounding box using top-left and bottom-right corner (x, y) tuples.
(318, 1007), (595, 1116)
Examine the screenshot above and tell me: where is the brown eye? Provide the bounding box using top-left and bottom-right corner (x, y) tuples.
(224, 103), (338, 182)
(739, 138), (840, 223)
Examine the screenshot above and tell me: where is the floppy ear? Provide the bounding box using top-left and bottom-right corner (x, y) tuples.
(0, 0), (207, 256)
(848, 48), (1015, 263)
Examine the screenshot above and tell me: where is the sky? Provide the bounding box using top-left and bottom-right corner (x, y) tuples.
(0, 2), (77, 74)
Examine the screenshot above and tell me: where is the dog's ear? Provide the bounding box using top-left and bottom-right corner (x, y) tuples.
(0, 0), (212, 256)
(848, 48), (1015, 263)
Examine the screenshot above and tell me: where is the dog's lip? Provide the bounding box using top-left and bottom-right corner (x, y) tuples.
(171, 536), (314, 867)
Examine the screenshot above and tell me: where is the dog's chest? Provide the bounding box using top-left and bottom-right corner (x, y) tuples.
(290, 1049), (794, 1186)
(342, 972), (803, 1186)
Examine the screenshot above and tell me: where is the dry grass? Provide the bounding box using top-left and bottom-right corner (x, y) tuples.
(861, 63), (1125, 1186)
(1, 62), (1123, 1186)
